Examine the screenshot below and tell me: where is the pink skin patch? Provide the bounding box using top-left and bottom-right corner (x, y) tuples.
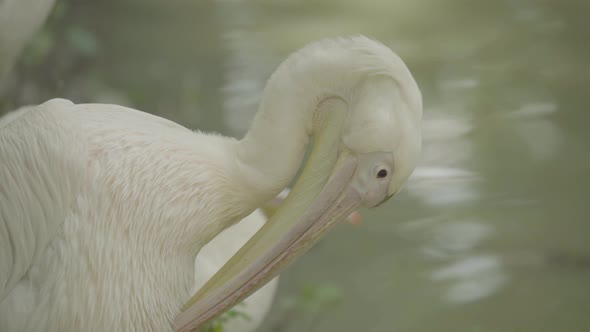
(347, 211), (363, 225)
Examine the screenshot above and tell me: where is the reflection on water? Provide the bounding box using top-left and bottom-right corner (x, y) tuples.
(3, 0), (590, 331)
(408, 167), (479, 206)
(213, 2), (590, 331)
(431, 255), (507, 305)
(506, 101), (563, 161)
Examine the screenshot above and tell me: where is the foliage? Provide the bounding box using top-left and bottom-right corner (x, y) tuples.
(267, 282), (344, 331)
(195, 282), (343, 332)
(22, 1), (99, 64)
(197, 303), (251, 332)
(295, 282), (343, 317)
(1, 0), (100, 113)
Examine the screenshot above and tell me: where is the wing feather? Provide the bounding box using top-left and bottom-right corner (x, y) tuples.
(0, 99), (86, 300)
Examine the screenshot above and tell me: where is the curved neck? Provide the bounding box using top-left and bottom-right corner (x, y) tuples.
(234, 48), (361, 204)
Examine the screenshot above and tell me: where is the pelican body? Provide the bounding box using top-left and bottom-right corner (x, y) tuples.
(0, 36), (422, 331)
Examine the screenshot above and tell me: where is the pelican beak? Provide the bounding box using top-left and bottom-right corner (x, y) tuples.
(261, 189), (363, 225)
(174, 101), (389, 331)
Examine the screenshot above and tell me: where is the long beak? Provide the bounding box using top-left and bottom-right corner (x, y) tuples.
(261, 189), (363, 225)
(174, 99), (365, 331)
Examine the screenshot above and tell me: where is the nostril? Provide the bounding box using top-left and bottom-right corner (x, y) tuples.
(377, 169), (388, 178)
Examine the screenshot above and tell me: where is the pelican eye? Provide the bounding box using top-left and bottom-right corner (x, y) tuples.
(377, 169), (388, 179)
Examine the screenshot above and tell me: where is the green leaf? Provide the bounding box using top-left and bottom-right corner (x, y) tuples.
(22, 30), (54, 66)
(65, 27), (98, 56)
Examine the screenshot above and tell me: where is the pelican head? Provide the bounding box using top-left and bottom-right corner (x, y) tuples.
(176, 36), (422, 331)
(341, 67), (422, 203)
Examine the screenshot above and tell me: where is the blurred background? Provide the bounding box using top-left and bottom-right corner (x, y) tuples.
(1, 0), (589, 331)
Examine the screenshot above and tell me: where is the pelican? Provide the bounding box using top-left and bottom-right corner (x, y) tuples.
(0, 36), (422, 331)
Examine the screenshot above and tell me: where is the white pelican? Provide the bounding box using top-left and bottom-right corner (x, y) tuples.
(0, 36), (422, 331)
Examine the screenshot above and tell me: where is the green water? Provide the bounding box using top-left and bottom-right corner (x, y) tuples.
(2, 1), (589, 331)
